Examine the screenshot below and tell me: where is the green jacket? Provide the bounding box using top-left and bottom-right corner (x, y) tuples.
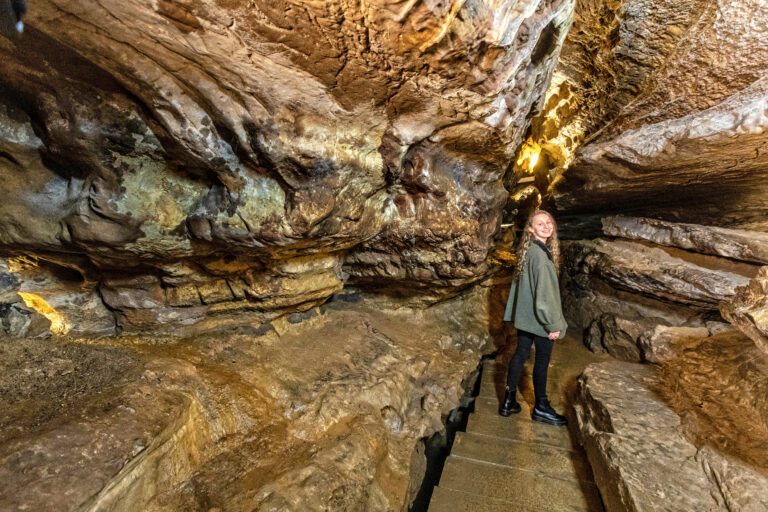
(503, 242), (567, 339)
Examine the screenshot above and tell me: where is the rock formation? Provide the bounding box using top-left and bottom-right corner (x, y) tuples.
(576, 349), (768, 512)
(532, 0), (768, 235)
(566, 217), (768, 509)
(0, 0), (575, 335)
(563, 216), (764, 361)
(0, 1), (572, 510)
(0, 286), (496, 512)
(720, 267), (768, 357)
(3, 0), (768, 510)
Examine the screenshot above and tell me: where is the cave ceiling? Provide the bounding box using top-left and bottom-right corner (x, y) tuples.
(532, 0), (768, 236)
(0, 0), (766, 333)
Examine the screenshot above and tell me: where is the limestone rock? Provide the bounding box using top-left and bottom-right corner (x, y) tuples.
(567, 238), (757, 308)
(531, 0), (713, 169)
(584, 315), (710, 364)
(0, 0), (577, 335)
(602, 217), (768, 264)
(636, 325), (710, 364)
(584, 314), (646, 362)
(556, 78), (768, 230)
(576, 352), (768, 512)
(0, 286), (494, 512)
(720, 266), (768, 357)
(545, 0), (768, 233)
(575, 361), (718, 511)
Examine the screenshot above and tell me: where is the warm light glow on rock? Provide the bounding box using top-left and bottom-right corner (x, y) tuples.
(17, 293), (71, 335)
(7, 257), (37, 273)
(511, 185), (537, 201)
(516, 138), (542, 175)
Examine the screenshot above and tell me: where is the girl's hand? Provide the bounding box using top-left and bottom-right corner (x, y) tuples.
(548, 331), (560, 340)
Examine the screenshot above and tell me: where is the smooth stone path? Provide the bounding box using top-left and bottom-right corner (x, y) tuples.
(428, 333), (608, 512)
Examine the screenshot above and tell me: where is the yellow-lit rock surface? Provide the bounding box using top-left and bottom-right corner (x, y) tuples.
(535, 0), (768, 234)
(0, 0), (575, 334)
(0, 287), (500, 511)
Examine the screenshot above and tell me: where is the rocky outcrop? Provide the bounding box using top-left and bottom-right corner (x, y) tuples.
(571, 220), (768, 508)
(538, 0), (768, 234)
(556, 78), (768, 229)
(602, 216), (768, 264)
(562, 218), (762, 362)
(566, 238), (756, 308)
(0, 286), (494, 512)
(720, 267), (768, 357)
(0, 0), (576, 334)
(576, 347), (768, 512)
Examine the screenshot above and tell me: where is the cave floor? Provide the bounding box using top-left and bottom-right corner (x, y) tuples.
(428, 333), (610, 512)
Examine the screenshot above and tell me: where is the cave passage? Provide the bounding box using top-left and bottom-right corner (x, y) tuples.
(1, 0), (768, 511)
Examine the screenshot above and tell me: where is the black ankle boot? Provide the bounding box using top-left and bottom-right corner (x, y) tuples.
(498, 387), (521, 416)
(531, 398), (567, 426)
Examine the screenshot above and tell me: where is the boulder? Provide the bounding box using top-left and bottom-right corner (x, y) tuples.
(636, 325), (710, 364)
(576, 352), (768, 512)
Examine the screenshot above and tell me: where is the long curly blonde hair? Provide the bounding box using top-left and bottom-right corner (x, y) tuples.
(511, 209), (561, 282)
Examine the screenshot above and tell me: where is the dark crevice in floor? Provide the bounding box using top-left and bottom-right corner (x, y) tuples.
(408, 354), (493, 512)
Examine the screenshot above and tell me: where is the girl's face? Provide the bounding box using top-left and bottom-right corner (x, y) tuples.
(528, 213), (554, 243)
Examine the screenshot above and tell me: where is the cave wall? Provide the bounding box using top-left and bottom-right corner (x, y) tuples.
(531, 0), (768, 236)
(0, 0), (575, 336)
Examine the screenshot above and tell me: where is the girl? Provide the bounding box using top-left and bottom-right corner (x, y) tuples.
(500, 209), (568, 426)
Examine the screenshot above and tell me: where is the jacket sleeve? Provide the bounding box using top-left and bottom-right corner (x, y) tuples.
(528, 251), (564, 333)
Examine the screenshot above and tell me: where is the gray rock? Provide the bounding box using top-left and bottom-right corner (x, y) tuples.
(602, 216), (768, 265)
(574, 239), (756, 308)
(585, 314), (646, 362)
(575, 360), (768, 512)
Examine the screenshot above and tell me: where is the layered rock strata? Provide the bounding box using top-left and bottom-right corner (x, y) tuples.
(534, 0), (768, 234)
(0, 0), (575, 334)
(562, 217), (764, 362)
(0, 287), (495, 512)
(576, 345), (768, 512)
(569, 217), (768, 510)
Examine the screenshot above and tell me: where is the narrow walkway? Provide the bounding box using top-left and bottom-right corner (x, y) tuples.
(428, 334), (606, 512)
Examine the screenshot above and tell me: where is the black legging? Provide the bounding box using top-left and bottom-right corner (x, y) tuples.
(505, 330), (554, 400)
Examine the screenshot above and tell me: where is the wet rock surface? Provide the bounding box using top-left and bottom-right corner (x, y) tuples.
(0, 0), (575, 334)
(0, 288), (495, 511)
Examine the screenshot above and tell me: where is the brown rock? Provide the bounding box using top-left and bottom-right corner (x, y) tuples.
(0, 286), (494, 512)
(602, 217), (768, 264)
(576, 350), (768, 512)
(1, 257), (115, 337)
(572, 238), (757, 308)
(544, 0), (768, 233)
(720, 266), (768, 357)
(636, 325), (710, 364)
(0, 0), (575, 288)
(585, 314), (645, 362)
